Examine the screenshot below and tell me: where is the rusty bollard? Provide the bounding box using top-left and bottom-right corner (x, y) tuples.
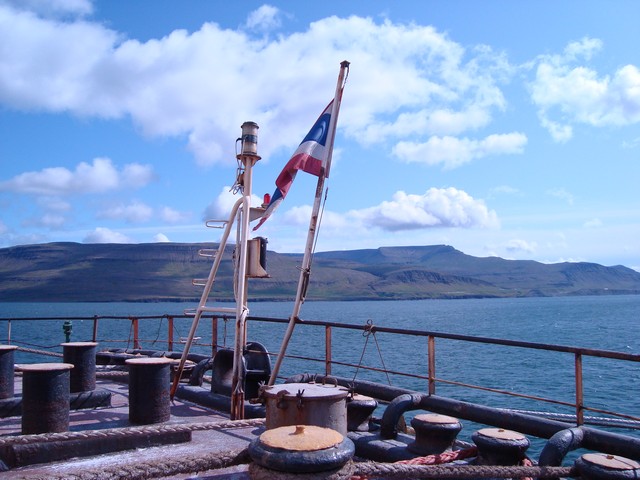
(126, 357), (171, 425)
(62, 342), (98, 393)
(17, 363), (74, 434)
(0, 345), (18, 399)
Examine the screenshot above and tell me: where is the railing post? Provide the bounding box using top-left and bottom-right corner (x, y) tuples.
(428, 335), (436, 395)
(325, 325), (332, 376)
(212, 316), (218, 357)
(575, 352), (584, 426)
(7, 320), (11, 344)
(132, 317), (140, 349)
(167, 316), (174, 352)
(92, 316), (98, 343)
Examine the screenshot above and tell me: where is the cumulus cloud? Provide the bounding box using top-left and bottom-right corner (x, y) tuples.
(160, 206), (190, 224)
(351, 187), (499, 231)
(504, 239), (537, 254)
(245, 4), (282, 32)
(0, 158), (154, 196)
(153, 233), (170, 242)
(0, 5), (517, 166)
(530, 37), (640, 141)
(392, 133), (527, 169)
(3, 0), (93, 17)
(26, 213), (67, 229)
(83, 227), (131, 243)
(98, 200), (153, 223)
(202, 187), (263, 222)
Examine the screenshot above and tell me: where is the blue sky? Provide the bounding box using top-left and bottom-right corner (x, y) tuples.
(1, 1), (639, 270)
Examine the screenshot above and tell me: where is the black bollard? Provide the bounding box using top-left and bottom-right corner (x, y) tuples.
(0, 345), (18, 399)
(17, 363), (74, 434)
(62, 342), (98, 393)
(408, 413), (463, 455)
(472, 428), (530, 466)
(126, 357), (171, 425)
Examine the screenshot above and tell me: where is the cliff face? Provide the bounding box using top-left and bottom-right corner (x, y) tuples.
(1, 242), (639, 302)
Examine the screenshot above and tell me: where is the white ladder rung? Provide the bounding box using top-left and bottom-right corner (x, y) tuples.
(184, 306), (237, 316)
(198, 249), (218, 258)
(205, 219), (228, 229)
(192, 279), (209, 287)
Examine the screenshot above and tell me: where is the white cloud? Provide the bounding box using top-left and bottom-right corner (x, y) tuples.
(153, 233), (170, 243)
(121, 163), (156, 188)
(160, 206), (190, 224)
(489, 185), (521, 197)
(530, 37), (640, 141)
(36, 196), (71, 212)
(392, 132), (527, 169)
(0, 158), (154, 196)
(351, 187), (499, 231)
(28, 213), (66, 229)
(202, 187), (263, 221)
(0, 7), (516, 167)
(3, 0), (93, 17)
(98, 200), (153, 223)
(546, 188), (574, 205)
(245, 5), (282, 32)
(83, 227), (131, 243)
(504, 239), (537, 254)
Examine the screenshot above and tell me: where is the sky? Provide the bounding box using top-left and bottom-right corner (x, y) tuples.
(0, 0), (639, 271)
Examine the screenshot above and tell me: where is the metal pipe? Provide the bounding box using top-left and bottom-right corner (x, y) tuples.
(575, 352), (584, 425)
(380, 392), (427, 439)
(297, 374), (640, 461)
(539, 427), (585, 466)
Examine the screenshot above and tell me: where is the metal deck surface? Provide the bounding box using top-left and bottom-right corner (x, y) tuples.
(0, 372), (260, 479)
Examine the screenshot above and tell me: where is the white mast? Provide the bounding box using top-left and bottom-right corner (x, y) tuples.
(268, 60), (350, 385)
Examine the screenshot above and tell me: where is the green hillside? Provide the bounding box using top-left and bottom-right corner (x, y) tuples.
(1, 243), (639, 302)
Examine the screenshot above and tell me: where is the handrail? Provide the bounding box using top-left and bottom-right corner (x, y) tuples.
(2, 313), (639, 428)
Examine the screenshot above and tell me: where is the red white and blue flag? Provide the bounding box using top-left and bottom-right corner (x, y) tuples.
(253, 100), (335, 231)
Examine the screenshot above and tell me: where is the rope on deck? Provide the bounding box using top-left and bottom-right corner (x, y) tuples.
(12, 446), (250, 480)
(353, 462), (577, 479)
(0, 418), (265, 447)
(15, 346), (63, 358)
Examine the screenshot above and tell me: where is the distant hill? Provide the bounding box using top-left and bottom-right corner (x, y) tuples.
(1, 242), (639, 302)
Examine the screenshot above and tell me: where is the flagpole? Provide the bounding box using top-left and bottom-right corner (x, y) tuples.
(268, 60), (349, 386)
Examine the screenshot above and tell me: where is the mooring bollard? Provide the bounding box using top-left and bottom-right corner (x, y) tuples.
(126, 357), (171, 425)
(0, 345), (18, 399)
(62, 342), (98, 393)
(575, 453), (640, 480)
(472, 427), (530, 465)
(17, 363), (74, 434)
(408, 413), (463, 455)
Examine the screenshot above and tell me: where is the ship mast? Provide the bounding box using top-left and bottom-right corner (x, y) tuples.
(169, 122), (263, 420)
(268, 60), (350, 385)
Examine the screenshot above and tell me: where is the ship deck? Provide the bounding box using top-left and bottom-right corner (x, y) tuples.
(0, 371), (260, 479)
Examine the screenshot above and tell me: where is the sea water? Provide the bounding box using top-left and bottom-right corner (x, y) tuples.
(1, 295), (639, 457)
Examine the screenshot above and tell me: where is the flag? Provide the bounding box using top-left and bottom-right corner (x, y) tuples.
(253, 100), (335, 231)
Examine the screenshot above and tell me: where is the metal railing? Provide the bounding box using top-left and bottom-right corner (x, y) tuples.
(2, 313), (639, 429)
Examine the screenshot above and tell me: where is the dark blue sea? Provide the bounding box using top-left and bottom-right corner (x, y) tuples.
(1, 295), (639, 457)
